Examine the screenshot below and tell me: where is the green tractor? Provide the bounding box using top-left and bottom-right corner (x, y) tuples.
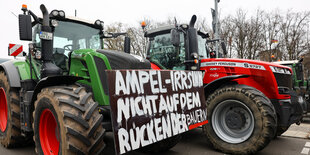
(274, 59), (310, 113)
(0, 4), (207, 154)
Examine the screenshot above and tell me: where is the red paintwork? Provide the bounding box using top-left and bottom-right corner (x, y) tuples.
(189, 120), (208, 130)
(151, 62), (161, 70)
(201, 58), (292, 100)
(0, 88), (7, 132)
(39, 109), (59, 155)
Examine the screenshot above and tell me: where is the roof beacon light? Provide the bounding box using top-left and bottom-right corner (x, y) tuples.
(141, 21), (146, 29)
(21, 4), (28, 13)
(22, 4), (27, 9)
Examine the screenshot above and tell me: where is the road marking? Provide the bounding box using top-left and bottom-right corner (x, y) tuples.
(301, 148), (310, 154)
(305, 142), (310, 148)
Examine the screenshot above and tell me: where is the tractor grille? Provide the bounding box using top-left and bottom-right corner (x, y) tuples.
(94, 56), (109, 96)
(273, 73), (292, 89)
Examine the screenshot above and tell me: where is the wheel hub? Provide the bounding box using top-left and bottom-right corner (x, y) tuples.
(0, 88), (8, 132)
(225, 111), (246, 129)
(39, 109), (59, 155)
(212, 100), (255, 144)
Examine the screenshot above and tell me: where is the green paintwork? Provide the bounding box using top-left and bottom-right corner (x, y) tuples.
(284, 62), (308, 90)
(11, 48), (112, 106)
(70, 49), (112, 106)
(13, 58), (40, 80)
(280, 61), (309, 99)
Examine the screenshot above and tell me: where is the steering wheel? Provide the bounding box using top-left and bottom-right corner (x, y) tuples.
(63, 44), (73, 52)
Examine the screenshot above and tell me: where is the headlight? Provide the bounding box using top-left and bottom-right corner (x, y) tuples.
(270, 66), (291, 74)
(58, 10), (65, 17)
(95, 20), (101, 26)
(51, 19), (58, 27)
(51, 10), (59, 16)
(50, 10), (65, 18)
(94, 20), (104, 29)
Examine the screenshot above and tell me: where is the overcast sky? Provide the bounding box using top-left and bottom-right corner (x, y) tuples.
(0, 0), (309, 58)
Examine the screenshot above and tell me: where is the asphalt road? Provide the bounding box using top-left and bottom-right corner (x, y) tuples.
(0, 127), (309, 155)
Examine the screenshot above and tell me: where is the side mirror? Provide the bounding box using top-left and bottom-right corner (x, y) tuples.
(19, 14), (32, 41)
(124, 36), (131, 54)
(170, 29), (180, 47)
(221, 42), (227, 55)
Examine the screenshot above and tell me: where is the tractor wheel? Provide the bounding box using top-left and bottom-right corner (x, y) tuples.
(138, 135), (182, 153)
(33, 85), (105, 155)
(203, 85), (277, 154)
(0, 71), (29, 147)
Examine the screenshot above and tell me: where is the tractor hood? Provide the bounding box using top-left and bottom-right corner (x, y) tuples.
(96, 49), (151, 69)
(201, 58), (292, 71)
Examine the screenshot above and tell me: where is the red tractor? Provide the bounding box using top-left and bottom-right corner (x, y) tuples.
(144, 15), (304, 154)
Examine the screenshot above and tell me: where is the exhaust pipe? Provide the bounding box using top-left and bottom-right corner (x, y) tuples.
(40, 4), (49, 26)
(40, 4), (61, 77)
(187, 15), (198, 57)
(189, 15), (197, 28)
(186, 15), (199, 70)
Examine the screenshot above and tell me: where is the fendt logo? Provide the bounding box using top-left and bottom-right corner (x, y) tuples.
(8, 44), (23, 57)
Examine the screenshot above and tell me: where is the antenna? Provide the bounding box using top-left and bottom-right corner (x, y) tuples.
(11, 11), (18, 18)
(75, 9), (77, 17)
(174, 17), (177, 27)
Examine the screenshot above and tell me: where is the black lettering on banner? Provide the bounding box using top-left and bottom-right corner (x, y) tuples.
(107, 70), (207, 154)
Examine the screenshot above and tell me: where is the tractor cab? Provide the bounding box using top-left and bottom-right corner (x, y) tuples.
(30, 13), (104, 74)
(146, 26), (208, 70)
(145, 15), (202, 70)
(145, 21), (226, 71)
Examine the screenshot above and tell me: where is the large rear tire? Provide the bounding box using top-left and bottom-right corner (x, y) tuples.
(203, 85), (277, 154)
(0, 71), (29, 147)
(33, 85), (105, 154)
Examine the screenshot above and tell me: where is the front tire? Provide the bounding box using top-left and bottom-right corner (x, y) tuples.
(33, 85), (105, 154)
(203, 85), (277, 154)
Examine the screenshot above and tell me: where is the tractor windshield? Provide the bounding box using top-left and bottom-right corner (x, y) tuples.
(33, 21), (101, 57)
(148, 33), (186, 70)
(197, 35), (208, 59)
(32, 20), (101, 72)
(148, 31), (209, 70)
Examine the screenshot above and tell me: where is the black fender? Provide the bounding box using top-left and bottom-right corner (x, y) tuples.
(0, 60), (21, 87)
(30, 75), (83, 104)
(204, 74), (249, 98)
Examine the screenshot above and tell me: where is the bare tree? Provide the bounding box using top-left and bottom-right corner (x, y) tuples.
(103, 9), (310, 61)
(104, 23), (127, 51)
(280, 11), (310, 60)
(221, 15), (235, 58)
(245, 9), (265, 60)
(232, 9), (248, 59)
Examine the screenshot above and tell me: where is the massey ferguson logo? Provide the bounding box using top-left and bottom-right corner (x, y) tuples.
(245, 63), (264, 70)
(201, 61), (266, 70)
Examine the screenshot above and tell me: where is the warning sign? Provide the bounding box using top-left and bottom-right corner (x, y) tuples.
(107, 70), (207, 154)
(8, 44), (23, 57)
